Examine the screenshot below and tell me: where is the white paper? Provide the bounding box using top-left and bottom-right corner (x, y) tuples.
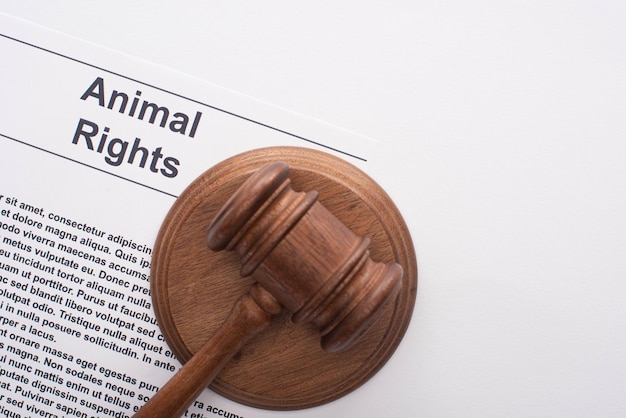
(0, 14), (378, 418)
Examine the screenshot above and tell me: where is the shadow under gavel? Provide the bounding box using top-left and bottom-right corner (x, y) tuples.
(134, 161), (403, 418)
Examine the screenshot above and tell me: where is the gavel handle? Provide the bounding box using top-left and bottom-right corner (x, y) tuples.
(133, 284), (282, 418)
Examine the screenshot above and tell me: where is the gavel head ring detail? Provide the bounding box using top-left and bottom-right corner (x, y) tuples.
(142, 147), (417, 416)
(207, 161), (403, 352)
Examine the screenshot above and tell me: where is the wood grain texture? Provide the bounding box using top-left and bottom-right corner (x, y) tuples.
(206, 160), (403, 353)
(134, 285), (281, 418)
(150, 147), (417, 410)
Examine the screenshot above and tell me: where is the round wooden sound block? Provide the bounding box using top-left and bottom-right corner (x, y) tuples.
(151, 146), (417, 410)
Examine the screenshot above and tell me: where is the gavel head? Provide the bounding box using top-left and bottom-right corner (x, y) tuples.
(207, 161), (403, 353)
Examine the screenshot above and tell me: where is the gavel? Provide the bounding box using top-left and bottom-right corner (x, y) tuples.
(134, 161), (405, 418)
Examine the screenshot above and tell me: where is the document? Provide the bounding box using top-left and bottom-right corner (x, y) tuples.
(0, 14), (376, 418)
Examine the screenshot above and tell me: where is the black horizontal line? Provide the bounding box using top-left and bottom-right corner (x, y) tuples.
(0, 133), (178, 199)
(0, 32), (366, 163)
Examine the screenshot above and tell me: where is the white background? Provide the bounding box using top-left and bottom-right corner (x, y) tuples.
(2, 2), (625, 417)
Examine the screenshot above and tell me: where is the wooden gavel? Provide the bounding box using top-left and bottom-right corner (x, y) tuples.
(134, 161), (404, 418)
